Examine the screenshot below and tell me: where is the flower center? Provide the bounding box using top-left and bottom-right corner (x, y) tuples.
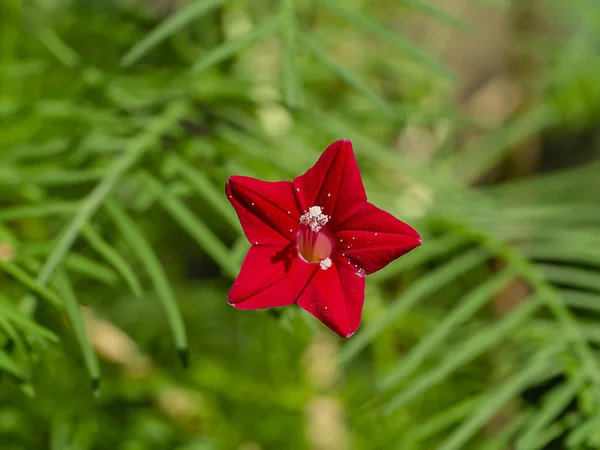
(299, 206), (329, 233)
(297, 206), (334, 269)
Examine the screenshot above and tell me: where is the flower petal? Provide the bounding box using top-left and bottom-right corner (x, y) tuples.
(229, 244), (317, 310)
(293, 140), (367, 228)
(226, 176), (302, 245)
(336, 202), (421, 275)
(297, 262), (366, 338)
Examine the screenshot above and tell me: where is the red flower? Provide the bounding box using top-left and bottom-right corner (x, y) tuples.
(226, 140), (421, 338)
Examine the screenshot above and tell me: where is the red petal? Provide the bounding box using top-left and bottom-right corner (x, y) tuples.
(297, 262), (366, 338)
(293, 140), (367, 228)
(335, 202), (421, 275)
(229, 244), (317, 309)
(226, 176), (302, 245)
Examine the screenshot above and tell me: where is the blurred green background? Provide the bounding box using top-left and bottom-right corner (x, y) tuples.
(2, 0), (600, 449)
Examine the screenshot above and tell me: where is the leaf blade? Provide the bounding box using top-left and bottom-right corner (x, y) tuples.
(81, 224), (144, 297)
(143, 174), (238, 278)
(316, 0), (453, 79)
(121, 0), (228, 67)
(104, 200), (188, 360)
(340, 248), (490, 365)
(53, 270), (101, 394)
(191, 18), (279, 73)
(299, 33), (392, 115)
(379, 268), (516, 391)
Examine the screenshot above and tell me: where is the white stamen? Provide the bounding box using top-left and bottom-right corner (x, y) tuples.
(319, 257), (332, 270)
(299, 205), (329, 232)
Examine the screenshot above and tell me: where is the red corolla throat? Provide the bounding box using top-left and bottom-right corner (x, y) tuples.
(296, 206), (334, 269)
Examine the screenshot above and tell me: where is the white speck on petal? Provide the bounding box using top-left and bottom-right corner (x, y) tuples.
(251, 202), (255, 206)
(255, 242), (258, 245)
(287, 211), (291, 214)
(352, 236), (355, 240)
(327, 193), (331, 197)
(319, 257), (332, 270)
(296, 188), (300, 192)
(374, 232), (378, 236)
(356, 268), (366, 278)
(299, 205), (330, 232)
(289, 229), (293, 232)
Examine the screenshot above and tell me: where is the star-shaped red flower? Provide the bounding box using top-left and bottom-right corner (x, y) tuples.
(225, 140), (421, 338)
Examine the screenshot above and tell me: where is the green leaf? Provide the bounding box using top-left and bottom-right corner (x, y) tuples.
(65, 254), (120, 286)
(371, 234), (467, 282)
(279, 0), (303, 109)
(340, 248), (490, 365)
(0, 350), (23, 379)
(191, 18), (279, 73)
(0, 261), (62, 310)
(299, 33), (392, 115)
(479, 413), (531, 450)
(469, 223), (600, 388)
(566, 413), (600, 448)
(0, 317), (30, 362)
(104, 200), (188, 360)
(0, 139), (69, 162)
(229, 237), (250, 267)
(401, 0), (477, 31)
(53, 271), (100, 394)
(537, 263), (600, 293)
(121, 0), (229, 67)
(563, 290), (600, 314)
(316, 0), (453, 79)
(379, 268), (516, 391)
(441, 106), (555, 184)
(143, 174), (238, 278)
(81, 225), (144, 297)
(34, 28), (80, 67)
(407, 395), (483, 443)
(304, 109), (457, 190)
(435, 345), (561, 450)
(168, 154), (240, 232)
(18, 101), (188, 317)
(524, 239), (600, 267)
(0, 202), (77, 222)
(19, 249), (120, 287)
(0, 168), (106, 186)
(381, 297), (542, 415)
(0, 295), (58, 342)
(469, 0), (511, 11)
(217, 125), (300, 176)
(517, 374), (584, 449)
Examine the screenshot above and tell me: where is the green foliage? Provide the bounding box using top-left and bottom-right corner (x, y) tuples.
(1, 0), (600, 448)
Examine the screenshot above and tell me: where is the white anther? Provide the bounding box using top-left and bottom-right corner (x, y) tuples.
(299, 205), (329, 232)
(319, 257), (332, 270)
